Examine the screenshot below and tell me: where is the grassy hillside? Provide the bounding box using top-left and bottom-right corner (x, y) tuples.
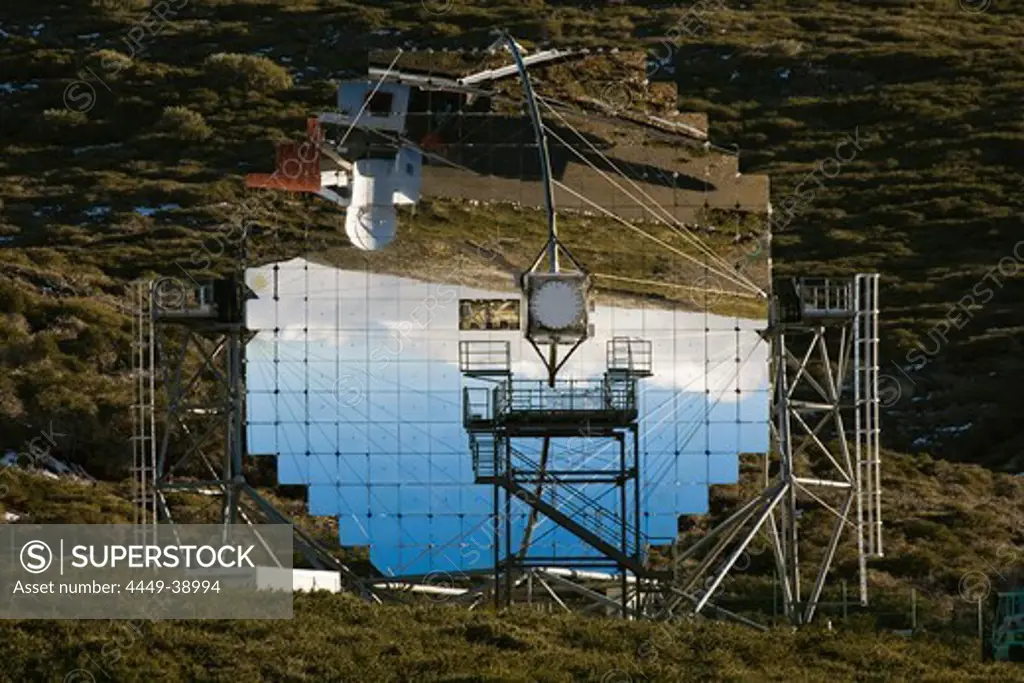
(2, 449), (1022, 674)
(1, 0), (1021, 471)
(0, 472), (1022, 682)
(0, 1), (1023, 679)
(2, 592), (1022, 682)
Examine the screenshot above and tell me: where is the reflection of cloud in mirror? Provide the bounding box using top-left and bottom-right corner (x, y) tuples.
(247, 258), (767, 400)
(245, 258), (770, 576)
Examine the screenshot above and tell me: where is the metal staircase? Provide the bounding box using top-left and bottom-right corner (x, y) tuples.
(461, 338), (653, 610)
(470, 432), (501, 480)
(508, 447), (647, 565)
(468, 437), (649, 574)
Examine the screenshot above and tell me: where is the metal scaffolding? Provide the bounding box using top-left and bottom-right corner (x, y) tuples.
(460, 337), (655, 616)
(129, 272), (375, 600)
(666, 274), (882, 625)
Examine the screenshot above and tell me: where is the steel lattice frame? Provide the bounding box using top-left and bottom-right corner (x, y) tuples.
(130, 275), (375, 600)
(665, 275), (882, 625)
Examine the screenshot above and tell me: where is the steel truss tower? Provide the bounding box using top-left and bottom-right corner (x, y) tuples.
(460, 338), (658, 616)
(666, 274), (881, 625)
(130, 272), (373, 599)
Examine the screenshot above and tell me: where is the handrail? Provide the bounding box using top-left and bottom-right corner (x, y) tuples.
(465, 379), (638, 425)
(607, 337), (652, 375)
(458, 340), (511, 374)
(797, 277), (854, 312)
(507, 447), (647, 557)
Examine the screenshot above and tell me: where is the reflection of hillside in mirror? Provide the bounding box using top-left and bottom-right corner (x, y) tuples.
(245, 258), (769, 577)
(360, 49), (771, 226)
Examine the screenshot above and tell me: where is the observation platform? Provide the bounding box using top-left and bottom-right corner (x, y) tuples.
(771, 276), (877, 327)
(463, 378), (638, 436)
(148, 276), (251, 329)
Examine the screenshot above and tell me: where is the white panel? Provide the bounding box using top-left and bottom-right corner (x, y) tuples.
(398, 453), (430, 482)
(336, 453), (366, 484)
(429, 422), (464, 454)
(339, 514), (370, 545)
(402, 485), (431, 514)
(307, 298), (339, 331)
(430, 515), (464, 553)
(368, 453), (400, 484)
(248, 424), (276, 453)
(708, 453), (739, 485)
(369, 488), (400, 515)
(708, 422), (740, 454)
(336, 81), (410, 133)
(739, 423), (770, 454)
(276, 452), (308, 485)
(393, 147), (422, 204)
(677, 453), (707, 484)
(677, 483), (709, 515)
(645, 515), (677, 542)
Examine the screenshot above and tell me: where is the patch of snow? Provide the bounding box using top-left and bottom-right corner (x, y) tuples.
(3, 512), (20, 522)
(83, 205), (111, 218)
(77, 32), (101, 39)
(937, 422), (972, 434)
(0, 81), (40, 95)
(72, 142), (123, 155)
(280, 56), (292, 63)
(777, 68), (790, 80)
(30, 23), (45, 37)
(912, 436), (931, 448)
(135, 203), (181, 216)
(32, 205), (63, 218)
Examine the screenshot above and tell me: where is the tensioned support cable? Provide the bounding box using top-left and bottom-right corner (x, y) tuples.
(361, 117), (755, 303)
(551, 180), (756, 296)
(537, 96), (764, 297)
(593, 273), (762, 301)
(337, 49), (404, 149)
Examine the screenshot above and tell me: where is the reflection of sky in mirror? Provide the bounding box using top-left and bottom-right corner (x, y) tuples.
(245, 258), (769, 577)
